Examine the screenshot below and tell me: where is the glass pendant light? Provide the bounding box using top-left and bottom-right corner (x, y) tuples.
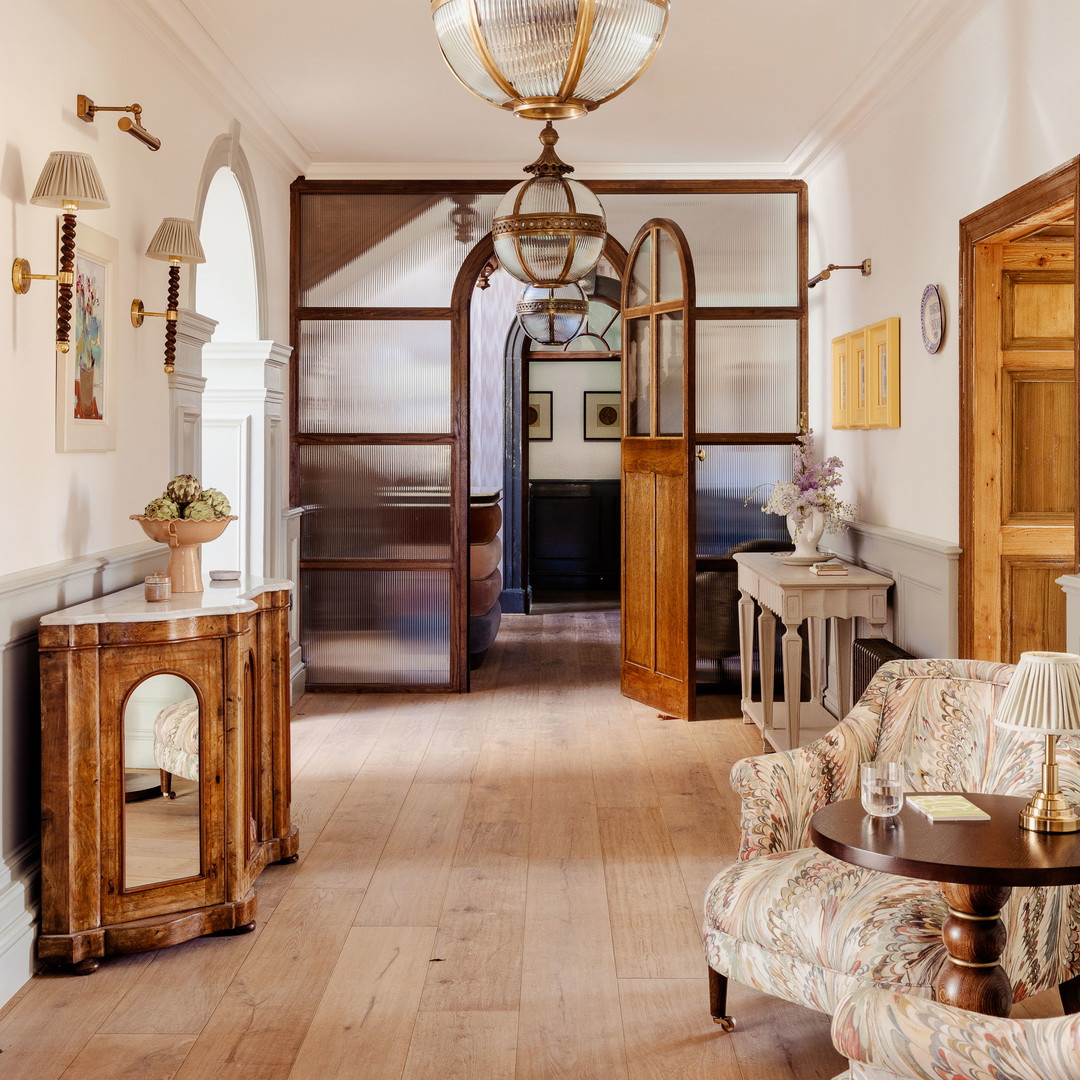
(493, 123), (605, 287)
(516, 281), (589, 345)
(431, 0), (670, 121)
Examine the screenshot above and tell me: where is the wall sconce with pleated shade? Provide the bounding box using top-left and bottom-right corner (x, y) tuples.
(11, 151), (110, 353)
(995, 651), (1080, 832)
(131, 218), (205, 374)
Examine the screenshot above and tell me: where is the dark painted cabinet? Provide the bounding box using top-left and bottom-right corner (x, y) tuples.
(529, 480), (620, 591)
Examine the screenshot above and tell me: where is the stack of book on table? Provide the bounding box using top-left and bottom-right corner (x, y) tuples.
(809, 558), (848, 576)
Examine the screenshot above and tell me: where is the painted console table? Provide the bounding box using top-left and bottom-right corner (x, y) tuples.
(734, 552), (893, 750)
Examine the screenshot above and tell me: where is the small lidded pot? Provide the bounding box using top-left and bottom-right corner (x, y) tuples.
(144, 573), (171, 602)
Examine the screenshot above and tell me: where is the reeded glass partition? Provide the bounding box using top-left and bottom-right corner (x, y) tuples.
(696, 321), (800, 433)
(302, 570), (451, 685)
(696, 445), (793, 556)
(298, 321), (451, 434)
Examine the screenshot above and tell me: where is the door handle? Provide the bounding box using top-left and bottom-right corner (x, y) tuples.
(695, 448), (706, 462)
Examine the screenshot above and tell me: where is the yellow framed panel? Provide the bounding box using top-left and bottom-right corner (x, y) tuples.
(847, 328), (868, 428)
(831, 335), (849, 428)
(866, 317), (900, 428)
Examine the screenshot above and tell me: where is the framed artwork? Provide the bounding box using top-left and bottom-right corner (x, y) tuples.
(866, 317), (901, 428)
(831, 336), (849, 429)
(847, 329), (867, 429)
(57, 222), (117, 451)
(528, 391), (552, 440)
(583, 390), (621, 440)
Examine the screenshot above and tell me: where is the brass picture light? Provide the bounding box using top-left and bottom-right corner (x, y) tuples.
(808, 259), (872, 288)
(78, 93), (161, 151)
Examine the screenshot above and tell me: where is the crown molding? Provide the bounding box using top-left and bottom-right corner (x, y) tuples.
(788, 0), (989, 178)
(303, 160), (794, 181)
(111, 0), (310, 175)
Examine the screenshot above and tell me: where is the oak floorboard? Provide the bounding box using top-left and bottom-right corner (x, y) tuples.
(55, 1032), (197, 1080)
(419, 826), (528, 1013)
(516, 859), (628, 1079)
(618, 978), (741, 1080)
(725, 981), (845, 1080)
(0, 953), (153, 1079)
(100, 931), (263, 1034)
(598, 807), (703, 980)
(401, 1010), (518, 1080)
(287, 926), (436, 1080)
(171, 887), (365, 1080)
(353, 782), (472, 926)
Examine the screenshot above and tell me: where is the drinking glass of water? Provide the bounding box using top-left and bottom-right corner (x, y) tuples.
(861, 761), (904, 818)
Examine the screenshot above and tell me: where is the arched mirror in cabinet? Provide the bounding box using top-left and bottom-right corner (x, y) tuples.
(123, 674), (202, 888)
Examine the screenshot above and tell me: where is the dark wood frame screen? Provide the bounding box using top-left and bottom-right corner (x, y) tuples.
(291, 179), (808, 693)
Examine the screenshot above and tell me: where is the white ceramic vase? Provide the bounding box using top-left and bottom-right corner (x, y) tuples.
(786, 508), (825, 563)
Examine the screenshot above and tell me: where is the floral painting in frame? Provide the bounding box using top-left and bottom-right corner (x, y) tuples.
(57, 221), (117, 451)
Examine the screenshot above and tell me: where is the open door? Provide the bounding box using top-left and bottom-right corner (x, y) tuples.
(620, 219), (696, 719)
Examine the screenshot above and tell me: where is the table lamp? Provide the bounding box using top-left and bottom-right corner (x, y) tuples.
(995, 650), (1080, 833)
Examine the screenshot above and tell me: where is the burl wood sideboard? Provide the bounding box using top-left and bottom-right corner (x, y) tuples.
(38, 577), (299, 973)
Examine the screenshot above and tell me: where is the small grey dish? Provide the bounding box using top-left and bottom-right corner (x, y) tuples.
(209, 570), (241, 581)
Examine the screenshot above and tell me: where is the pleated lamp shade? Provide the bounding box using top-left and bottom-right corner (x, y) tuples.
(995, 651), (1080, 735)
(30, 151), (109, 209)
(145, 218), (206, 264)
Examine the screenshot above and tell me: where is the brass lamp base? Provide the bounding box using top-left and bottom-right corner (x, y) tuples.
(1019, 789), (1080, 833)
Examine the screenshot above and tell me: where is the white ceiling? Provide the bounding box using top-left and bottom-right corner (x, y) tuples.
(155, 0), (979, 177)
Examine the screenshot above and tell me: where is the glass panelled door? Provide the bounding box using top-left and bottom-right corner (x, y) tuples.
(621, 219), (696, 720)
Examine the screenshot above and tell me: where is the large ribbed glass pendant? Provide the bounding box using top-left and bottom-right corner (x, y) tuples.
(493, 123), (605, 287)
(431, 0), (670, 121)
(516, 281), (589, 345)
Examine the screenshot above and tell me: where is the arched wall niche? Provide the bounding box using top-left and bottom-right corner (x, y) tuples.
(193, 126), (270, 340)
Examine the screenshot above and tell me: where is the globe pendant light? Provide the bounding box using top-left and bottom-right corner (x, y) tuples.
(431, 0), (670, 121)
(493, 122), (605, 287)
(517, 281), (589, 345)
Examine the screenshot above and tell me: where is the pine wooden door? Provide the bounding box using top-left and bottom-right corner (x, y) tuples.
(971, 238), (1075, 660)
(620, 219), (696, 719)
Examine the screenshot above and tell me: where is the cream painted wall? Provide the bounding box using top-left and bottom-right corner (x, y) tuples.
(807, 0), (1080, 546)
(0, 0), (295, 1004)
(529, 359), (621, 480)
(1, 1), (293, 578)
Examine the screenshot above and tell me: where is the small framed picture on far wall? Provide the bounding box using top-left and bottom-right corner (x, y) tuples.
(528, 391), (552, 440)
(583, 391), (621, 440)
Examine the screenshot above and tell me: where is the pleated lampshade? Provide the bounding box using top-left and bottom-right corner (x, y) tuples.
(30, 152), (109, 209)
(995, 651), (1080, 735)
(145, 218), (206, 264)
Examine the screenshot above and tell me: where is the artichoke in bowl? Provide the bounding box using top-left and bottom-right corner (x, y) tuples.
(200, 487), (232, 517)
(144, 496), (180, 520)
(165, 474), (202, 504)
(183, 500), (217, 522)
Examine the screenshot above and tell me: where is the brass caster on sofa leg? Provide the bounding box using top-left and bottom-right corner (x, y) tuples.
(712, 1016), (735, 1032)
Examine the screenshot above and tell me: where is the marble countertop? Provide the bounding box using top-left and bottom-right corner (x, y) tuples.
(40, 575), (292, 626)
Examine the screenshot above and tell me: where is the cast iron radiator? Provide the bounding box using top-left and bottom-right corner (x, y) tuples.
(852, 637), (915, 704)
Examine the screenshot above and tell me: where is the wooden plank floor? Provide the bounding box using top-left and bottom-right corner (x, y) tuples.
(0, 608), (1062, 1078)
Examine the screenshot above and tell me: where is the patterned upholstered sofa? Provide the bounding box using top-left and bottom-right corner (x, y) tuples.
(831, 986), (1080, 1080)
(703, 659), (1080, 1028)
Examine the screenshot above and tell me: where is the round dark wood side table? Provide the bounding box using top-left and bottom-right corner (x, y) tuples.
(810, 792), (1080, 1017)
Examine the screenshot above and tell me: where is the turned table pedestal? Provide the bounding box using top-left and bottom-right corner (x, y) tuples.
(811, 793), (1080, 1016)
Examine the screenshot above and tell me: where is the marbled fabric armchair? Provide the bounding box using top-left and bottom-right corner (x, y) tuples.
(702, 658), (1080, 1029)
(831, 987), (1080, 1080)
(153, 696), (199, 798)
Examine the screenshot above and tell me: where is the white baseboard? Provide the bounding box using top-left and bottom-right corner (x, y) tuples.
(0, 839), (38, 1006)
